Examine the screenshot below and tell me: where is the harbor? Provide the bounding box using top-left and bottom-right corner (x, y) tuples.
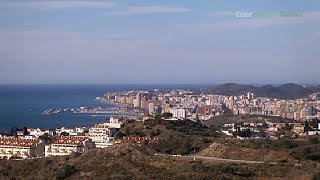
(42, 106), (142, 117)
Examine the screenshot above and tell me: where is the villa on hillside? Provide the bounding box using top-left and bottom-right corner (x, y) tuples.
(45, 136), (94, 157)
(88, 123), (117, 148)
(87, 116), (123, 148)
(0, 137), (44, 159)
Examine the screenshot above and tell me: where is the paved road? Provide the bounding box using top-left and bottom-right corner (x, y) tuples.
(179, 155), (264, 164)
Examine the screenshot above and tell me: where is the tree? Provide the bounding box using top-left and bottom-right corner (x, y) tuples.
(234, 122), (239, 132)
(283, 123), (293, 131)
(124, 127), (130, 136)
(114, 131), (124, 139)
(56, 164), (77, 180)
(161, 113), (173, 119)
(312, 172), (320, 180)
(39, 133), (53, 144)
(177, 141), (192, 155)
(23, 126), (28, 135)
(10, 126), (17, 137)
(309, 136), (319, 144)
(261, 122), (269, 129)
(61, 132), (69, 136)
(304, 120), (310, 132)
(149, 131), (156, 137)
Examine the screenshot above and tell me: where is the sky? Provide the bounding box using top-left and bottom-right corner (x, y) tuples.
(0, 0), (320, 84)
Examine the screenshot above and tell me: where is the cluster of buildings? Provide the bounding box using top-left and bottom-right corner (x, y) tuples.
(103, 89), (225, 121)
(2, 88), (319, 159)
(224, 92), (320, 121)
(0, 116), (123, 159)
(219, 118), (320, 140)
(102, 90), (320, 121)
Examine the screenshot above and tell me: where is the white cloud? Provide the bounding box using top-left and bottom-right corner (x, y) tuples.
(105, 6), (191, 16)
(1, 1), (115, 9)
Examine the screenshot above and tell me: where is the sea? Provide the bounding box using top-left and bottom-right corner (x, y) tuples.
(0, 84), (211, 133)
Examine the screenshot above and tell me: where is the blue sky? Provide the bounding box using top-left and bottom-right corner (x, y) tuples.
(0, 0), (319, 84)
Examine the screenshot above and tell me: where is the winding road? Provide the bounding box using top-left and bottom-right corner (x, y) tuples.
(178, 155), (264, 164)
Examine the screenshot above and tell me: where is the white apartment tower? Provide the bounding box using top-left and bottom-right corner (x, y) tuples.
(247, 92), (254, 100)
(134, 93), (141, 108)
(169, 108), (186, 119)
(148, 103), (155, 115)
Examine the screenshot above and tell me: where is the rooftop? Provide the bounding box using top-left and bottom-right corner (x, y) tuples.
(0, 137), (38, 147)
(52, 136), (87, 145)
(92, 124), (112, 129)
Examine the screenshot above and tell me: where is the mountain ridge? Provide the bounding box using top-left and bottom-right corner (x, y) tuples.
(209, 83), (315, 99)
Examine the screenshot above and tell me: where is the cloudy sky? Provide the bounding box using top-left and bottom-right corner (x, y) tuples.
(0, 0), (319, 84)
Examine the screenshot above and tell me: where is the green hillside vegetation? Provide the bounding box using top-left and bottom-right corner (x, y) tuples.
(1, 143), (320, 179)
(204, 115), (295, 128)
(2, 116), (320, 179)
(119, 118), (220, 155)
(208, 83), (315, 99)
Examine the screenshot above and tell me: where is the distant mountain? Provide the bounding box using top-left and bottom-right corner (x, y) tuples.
(211, 83), (256, 96)
(210, 83), (314, 99)
(309, 85), (320, 93)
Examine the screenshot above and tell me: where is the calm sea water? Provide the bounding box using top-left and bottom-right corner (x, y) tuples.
(0, 84), (211, 132)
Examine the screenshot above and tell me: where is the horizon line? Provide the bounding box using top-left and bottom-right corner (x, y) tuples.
(0, 82), (318, 86)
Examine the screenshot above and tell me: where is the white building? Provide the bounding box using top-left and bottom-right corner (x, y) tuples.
(45, 136), (94, 157)
(28, 128), (54, 137)
(169, 108), (186, 119)
(0, 137), (44, 159)
(23, 135), (38, 140)
(106, 116), (122, 128)
(148, 103), (155, 115)
(75, 127), (87, 134)
(88, 123), (117, 148)
(55, 127), (77, 136)
(247, 92), (254, 100)
(134, 93), (141, 108)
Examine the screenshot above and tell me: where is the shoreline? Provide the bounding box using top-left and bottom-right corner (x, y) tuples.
(97, 98), (133, 109)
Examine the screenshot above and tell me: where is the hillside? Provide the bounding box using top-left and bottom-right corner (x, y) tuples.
(0, 143), (263, 179)
(2, 118), (320, 179)
(1, 143), (320, 179)
(198, 142), (294, 162)
(120, 119), (220, 155)
(209, 83), (314, 99)
(203, 115), (295, 128)
(210, 83), (256, 96)
(309, 85), (320, 93)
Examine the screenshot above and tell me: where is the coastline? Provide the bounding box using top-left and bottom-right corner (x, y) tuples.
(0, 85), (119, 132)
(97, 97), (132, 108)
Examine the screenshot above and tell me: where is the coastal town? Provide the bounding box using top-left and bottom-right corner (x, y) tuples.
(0, 87), (320, 160)
(101, 88), (320, 121)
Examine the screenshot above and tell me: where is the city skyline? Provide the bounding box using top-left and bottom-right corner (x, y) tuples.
(1, 0), (320, 84)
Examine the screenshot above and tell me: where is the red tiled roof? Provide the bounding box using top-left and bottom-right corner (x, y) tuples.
(0, 137), (38, 147)
(52, 136), (87, 145)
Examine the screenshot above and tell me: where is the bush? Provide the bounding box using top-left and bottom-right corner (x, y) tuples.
(56, 164), (77, 180)
(210, 164), (255, 177)
(0, 169), (9, 176)
(279, 159), (288, 163)
(70, 152), (81, 159)
(306, 154), (320, 161)
(282, 140), (299, 149)
(114, 131), (125, 139)
(149, 131), (156, 137)
(136, 131), (146, 137)
(312, 172), (320, 180)
(309, 136), (319, 144)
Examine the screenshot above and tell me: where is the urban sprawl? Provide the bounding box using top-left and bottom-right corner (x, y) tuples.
(1, 88), (320, 159)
